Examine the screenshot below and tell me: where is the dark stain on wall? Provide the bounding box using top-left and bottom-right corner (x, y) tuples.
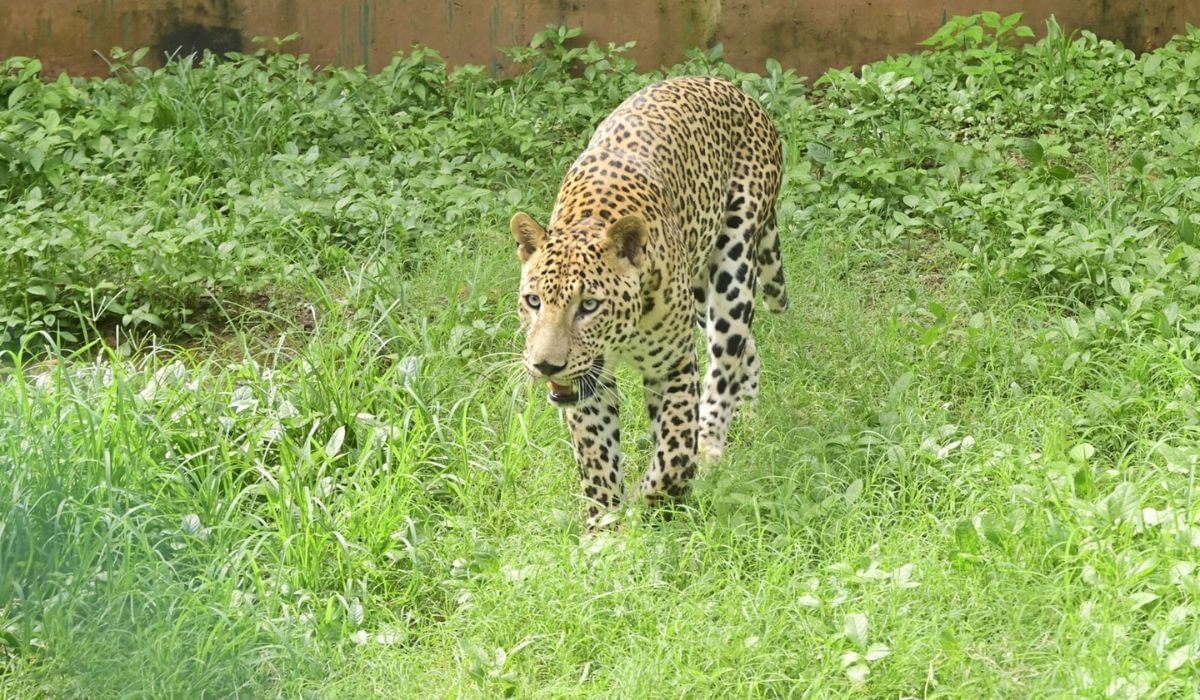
(155, 0), (242, 64)
(156, 23), (243, 62)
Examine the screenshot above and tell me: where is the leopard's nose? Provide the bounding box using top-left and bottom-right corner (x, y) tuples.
(533, 361), (566, 376)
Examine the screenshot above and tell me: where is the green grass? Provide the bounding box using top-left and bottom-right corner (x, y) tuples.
(4, 14), (1200, 698)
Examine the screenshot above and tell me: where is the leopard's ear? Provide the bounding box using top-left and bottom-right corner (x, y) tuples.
(510, 212), (547, 263)
(602, 214), (647, 266)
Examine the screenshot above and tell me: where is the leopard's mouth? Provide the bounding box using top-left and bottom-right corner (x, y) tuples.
(544, 361), (602, 406)
(546, 381), (579, 405)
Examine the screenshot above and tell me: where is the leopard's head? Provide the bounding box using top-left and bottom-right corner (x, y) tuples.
(510, 212), (647, 406)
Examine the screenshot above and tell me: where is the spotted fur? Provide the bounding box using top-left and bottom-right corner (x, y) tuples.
(511, 76), (787, 529)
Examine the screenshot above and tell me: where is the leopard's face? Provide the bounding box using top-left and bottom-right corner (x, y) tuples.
(511, 213), (646, 405)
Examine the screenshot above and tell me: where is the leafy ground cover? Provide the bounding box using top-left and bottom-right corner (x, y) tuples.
(3, 14), (1200, 697)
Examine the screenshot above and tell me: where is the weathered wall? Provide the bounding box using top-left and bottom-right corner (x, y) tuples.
(0, 1), (1195, 78)
(716, 1), (1195, 77)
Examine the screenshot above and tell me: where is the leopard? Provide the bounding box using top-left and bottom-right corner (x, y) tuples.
(509, 75), (787, 529)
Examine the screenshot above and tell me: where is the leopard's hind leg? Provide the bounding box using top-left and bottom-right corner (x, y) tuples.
(698, 191), (761, 464)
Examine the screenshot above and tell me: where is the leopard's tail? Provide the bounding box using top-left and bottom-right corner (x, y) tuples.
(758, 209), (788, 312)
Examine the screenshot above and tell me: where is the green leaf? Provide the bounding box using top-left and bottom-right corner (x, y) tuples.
(978, 512), (1005, 545)
(1131, 152), (1148, 174)
(1015, 138), (1043, 165)
(843, 613), (868, 648)
(888, 371), (913, 403)
(944, 240), (971, 256)
(18, 58), (42, 81)
(845, 663), (870, 683)
(1069, 443), (1095, 463)
(1167, 644), (1194, 672)
(28, 147), (44, 172)
(129, 307), (164, 326)
(1073, 466), (1095, 497)
(8, 82), (31, 109)
(918, 23), (957, 47)
(0, 142), (20, 162)
(1102, 482), (1143, 528)
(325, 425), (346, 458)
(1143, 53), (1163, 77)
(806, 142), (834, 164)
(1180, 217), (1197, 246)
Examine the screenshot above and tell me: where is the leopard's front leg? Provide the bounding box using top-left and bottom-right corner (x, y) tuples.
(636, 351), (700, 505)
(565, 377), (624, 531)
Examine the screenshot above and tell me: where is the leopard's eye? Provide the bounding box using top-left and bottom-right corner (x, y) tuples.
(525, 294), (542, 309)
(578, 298), (601, 314)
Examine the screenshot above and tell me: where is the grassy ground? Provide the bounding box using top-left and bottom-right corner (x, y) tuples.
(4, 15), (1200, 698)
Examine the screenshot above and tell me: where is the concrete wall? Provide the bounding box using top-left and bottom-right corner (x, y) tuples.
(0, 1), (1195, 79)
